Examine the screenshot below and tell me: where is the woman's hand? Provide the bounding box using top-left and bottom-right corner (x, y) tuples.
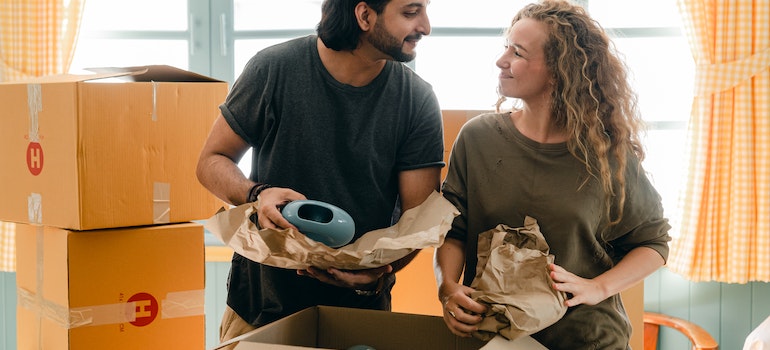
(439, 282), (488, 337)
(549, 263), (609, 307)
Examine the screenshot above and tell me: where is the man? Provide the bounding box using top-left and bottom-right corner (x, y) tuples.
(196, 0), (443, 347)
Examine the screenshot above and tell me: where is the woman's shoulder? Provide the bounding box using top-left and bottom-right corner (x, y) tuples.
(460, 111), (508, 133)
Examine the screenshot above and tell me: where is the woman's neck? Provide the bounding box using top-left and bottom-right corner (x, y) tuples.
(510, 108), (568, 144)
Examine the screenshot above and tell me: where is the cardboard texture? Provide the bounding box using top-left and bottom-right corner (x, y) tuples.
(15, 222), (206, 350)
(440, 110), (490, 180)
(216, 306), (547, 350)
(0, 65), (228, 230)
(205, 190), (459, 270)
(469, 217), (567, 341)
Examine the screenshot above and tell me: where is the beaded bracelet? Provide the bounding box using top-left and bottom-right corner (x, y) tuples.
(247, 183), (273, 203)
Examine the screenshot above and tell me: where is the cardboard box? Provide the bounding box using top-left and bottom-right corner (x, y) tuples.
(217, 306), (547, 350)
(0, 65), (228, 230)
(15, 222), (206, 350)
(439, 110), (489, 180)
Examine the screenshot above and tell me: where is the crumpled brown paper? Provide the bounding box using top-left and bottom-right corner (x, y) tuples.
(469, 216), (568, 341)
(204, 190), (459, 270)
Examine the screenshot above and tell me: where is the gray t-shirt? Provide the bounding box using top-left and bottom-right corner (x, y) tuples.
(220, 35), (444, 326)
(442, 112), (671, 349)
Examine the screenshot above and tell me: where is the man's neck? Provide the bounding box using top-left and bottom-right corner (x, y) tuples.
(317, 37), (387, 87)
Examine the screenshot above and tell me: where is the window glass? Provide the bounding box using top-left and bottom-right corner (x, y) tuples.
(66, 0), (694, 220)
(70, 40), (189, 72)
(588, 0), (683, 28)
(641, 129), (688, 223)
(614, 36), (695, 122)
(415, 36), (503, 110)
(428, 0), (531, 28)
(234, 0), (321, 30)
(79, 0), (188, 31)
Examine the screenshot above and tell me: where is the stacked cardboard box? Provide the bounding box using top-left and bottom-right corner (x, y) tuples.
(0, 65), (228, 349)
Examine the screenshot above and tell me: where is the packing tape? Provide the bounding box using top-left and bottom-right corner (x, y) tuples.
(19, 287), (206, 329)
(151, 81), (158, 121)
(153, 182), (171, 224)
(28, 193), (42, 224)
(27, 83), (42, 142)
(161, 289), (206, 319)
(70, 302), (138, 327)
(16, 287), (108, 330)
(34, 226), (44, 346)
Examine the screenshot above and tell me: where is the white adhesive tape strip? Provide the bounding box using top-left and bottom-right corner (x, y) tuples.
(161, 289), (205, 319)
(27, 84), (42, 142)
(153, 182), (171, 224)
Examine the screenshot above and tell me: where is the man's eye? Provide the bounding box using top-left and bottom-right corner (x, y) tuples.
(404, 11), (418, 17)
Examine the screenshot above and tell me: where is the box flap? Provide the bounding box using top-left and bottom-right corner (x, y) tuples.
(85, 65), (223, 82)
(0, 65), (222, 85)
(0, 69), (139, 84)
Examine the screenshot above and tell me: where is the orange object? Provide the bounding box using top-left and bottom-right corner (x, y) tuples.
(644, 311), (718, 350)
(0, 65), (227, 230)
(15, 221), (206, 350)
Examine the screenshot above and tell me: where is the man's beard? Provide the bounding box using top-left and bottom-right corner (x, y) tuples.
(367, 21), (418, 62)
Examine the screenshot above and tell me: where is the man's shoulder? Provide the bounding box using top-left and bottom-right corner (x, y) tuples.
(251, 35), (315, 64)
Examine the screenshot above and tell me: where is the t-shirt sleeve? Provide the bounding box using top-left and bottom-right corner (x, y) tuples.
(606, 161), (672, 263)
(441, 123), (470, 243)
(219, 52), (274, 148)
(395, 81), (445, 171)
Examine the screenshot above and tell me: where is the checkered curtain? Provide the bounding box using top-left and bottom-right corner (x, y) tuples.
(0, 0), (84, 81)
(669, 0), (770, 283)
(0, 223), (13, 272)
(0, 0), (84, 271)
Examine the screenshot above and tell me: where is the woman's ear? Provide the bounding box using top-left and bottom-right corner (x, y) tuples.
(355, 2), (372, 31)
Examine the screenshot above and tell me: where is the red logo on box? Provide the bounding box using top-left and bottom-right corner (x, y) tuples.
(128, 292), (158, 327)
(26, 142), (44, 176)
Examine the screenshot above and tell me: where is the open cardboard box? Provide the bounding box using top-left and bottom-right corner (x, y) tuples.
(215, 306), (547, 350)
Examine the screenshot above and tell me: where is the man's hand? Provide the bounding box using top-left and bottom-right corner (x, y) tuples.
(297, 265), (393, 290)
(253, 187), (305, 230)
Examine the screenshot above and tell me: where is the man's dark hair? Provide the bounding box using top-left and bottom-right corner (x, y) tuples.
(317, 0), (391, 51)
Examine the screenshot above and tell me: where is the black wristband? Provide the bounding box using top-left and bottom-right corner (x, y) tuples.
(247, 183), (272, 203)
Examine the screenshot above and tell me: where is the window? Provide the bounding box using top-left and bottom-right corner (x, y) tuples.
(71, 0), (694, 225)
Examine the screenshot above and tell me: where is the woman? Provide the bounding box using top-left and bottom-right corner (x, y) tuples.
(434, 1), (671, 348)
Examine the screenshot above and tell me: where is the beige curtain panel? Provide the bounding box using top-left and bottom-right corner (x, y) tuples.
(670, 0), (770, 283)
(0, 0), (85, 81)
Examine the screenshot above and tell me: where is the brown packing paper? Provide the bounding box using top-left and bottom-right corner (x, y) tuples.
(469, 216), (568, 341)
(204, 190), (459, 270)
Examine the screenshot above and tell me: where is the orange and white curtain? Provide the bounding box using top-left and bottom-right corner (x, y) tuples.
(0, 0), (85, 81)
(0, 0), (84, 272)
(670, 0), (770, 283)
(0, 223), (13, 272)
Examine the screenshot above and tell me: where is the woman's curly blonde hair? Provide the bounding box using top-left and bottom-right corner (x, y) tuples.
(496, 0), (646, 225)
